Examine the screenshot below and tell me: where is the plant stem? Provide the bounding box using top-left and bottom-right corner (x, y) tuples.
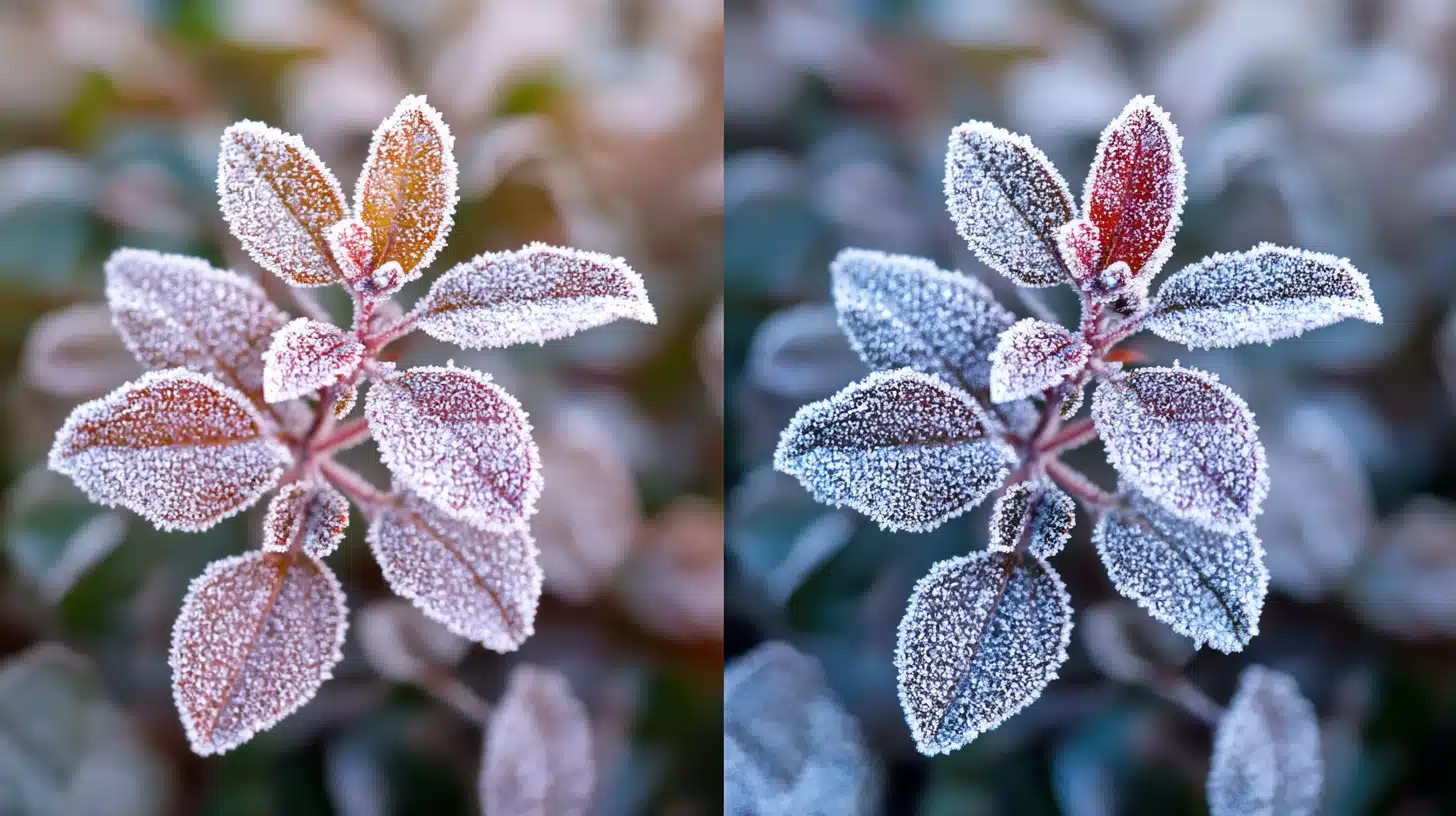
(1039, 418), (1098, 456)
(310, 417), (371, 456)
(1145, 671), (1224, 726)
(1045, 459), (1118, 512)
(417, 668), (491, 727)
(320, 460), (390, 514)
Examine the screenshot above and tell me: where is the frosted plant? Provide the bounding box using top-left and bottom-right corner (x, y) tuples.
(45, 96), (654, 760)
(774, 94), (1376, 799)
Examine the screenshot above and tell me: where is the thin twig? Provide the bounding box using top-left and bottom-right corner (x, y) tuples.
(1045, 459), (1118, 511)
(320, 460), (390, 514)
(1039, 417), (1098, 456)
(310, 417), (371, 456)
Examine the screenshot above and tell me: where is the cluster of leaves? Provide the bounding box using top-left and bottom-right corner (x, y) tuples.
(44, 95), (655, 775)
(775, 96), (1377, 809)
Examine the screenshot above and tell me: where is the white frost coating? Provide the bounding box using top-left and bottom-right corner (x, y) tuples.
(1148, 243), (1383, 349)
(365, 365), (542, 531)
(723, 642), (881, 815)
(988, 318), (1090, 403)
(774, 369), (1016, 533)
(169, 551), (347, 756)
(261, 481), (349, 558)
(261, 318), (364, 403)
(987, 481), (1076, 559)
(480, 665), (595, 816)
(367, 489), (542, 651)
(1092, 365), (1268, 532)
(895, 551), (1073, 755)
(830, 247), (1015, 393)
(1056, 218), (1101, 280)
(47, 369), (291, 532)
(944, 121), (1075, 287)
(325, 217), (373, 281)
(353, 95), (458, 281)
(1208, 665), (1323, 816)
(415, 242), (657, 350)
(1094, 488), (1268, 653)
(217, 121), (346, 287)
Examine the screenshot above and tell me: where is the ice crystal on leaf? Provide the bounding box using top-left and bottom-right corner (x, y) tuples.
(1094, 488), (1268, 653)
(479, 665), (595, 816)
(1082, 95), (1185, 282)
(332, 382), (358, 419)
(1092, 366), (1267, 532)
(169, 550), (347, 756)
(48, 369), (290, 532)
(326, 217), (373, 282)
(1207, 666), (1322, 816)
(354, 95), (457, 282)
(1147, 243), (1383, 349)
(261, 481), (349, 558)
(989, 318), (1090, 403)
(415, 242), (656, 350)
(987, 481), (1076, 559)
(774, 369), (1015, 533)
(895, 551), (1073, 755)
(261, 318), (364, 403)
(1056, 218), (1102, 280)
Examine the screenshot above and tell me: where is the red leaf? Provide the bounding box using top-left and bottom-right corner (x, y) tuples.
(261, 318), (364, 403)
(1083, 96), (1185, 281)
(262, 480), (349, 558)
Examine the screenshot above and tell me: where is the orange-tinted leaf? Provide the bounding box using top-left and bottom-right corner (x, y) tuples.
(354, 95), (457, 281)
(169, 551), (347, 756)
(479, 665), (594, 816)
(262, 481), (349, 558)
(261, 318), (364, 403)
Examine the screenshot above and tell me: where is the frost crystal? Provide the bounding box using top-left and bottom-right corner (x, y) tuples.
(1056, 218), (1101, 280)
(1147, 243), (1383, 349)
(988, 318), (1090, 403)
(48, 369), (290, 532)
(987, 481), (1076, 559)
(354, 95), (457, 281)
(774, 369), (1016, 533)
(367, 489), (542, 651)
(1092, 366), (1267, 532)
(261, 481), (349, 558)
(415, 242), (656, 350)
(261, 318), (364, 403)
(365, 366), (541, 531)
(326, 217), (373, 282)
(332, 382), (359, 419)
(830, 248), (1015, 393)
(1094, 488), (1268, 653)
(944, 122), (1074, 287)
(895, 551), (1073, 755)
(480, 665), (595, 816)
(217, 122), (346, 287)
(1082, 95), (1185, 281)
(169, 550), (347, 756)
(1208, 666), (1323, 816)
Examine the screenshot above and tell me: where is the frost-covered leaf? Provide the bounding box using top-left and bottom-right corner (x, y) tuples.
(217, 122), (346, 286)
(989, 318), (1090, 403)
(480, 665), (594, 816)
(354, 95), (457, 280)
(367, 489), (542, 651)
(366, 366), (541, 531)
(415, 243), (656, 350)
(774, 369), (1016, 533)
(895, 550), (1073, 755)
(326, 217), (373, 282)
(1093, 488), (1268, 653)
(944, 122), (1075, 286)
(355, 599), (469, 683)
(1056, 218), (1101, 280)
(746, 303), (866, 401)
(262, 480), (349, 558)
(1208, 666), (1322, 816)
(1092, 366), (1267, 532)
(1147, 243), (1382, 349)
(724, 642), (881, 815)
(830, 248), (1016, 392)
(21, 303), (139, 399)
(1082, 96), (1185, 281)
(48, 370), (290, 532)
(170, 550), (347, 756)
(988, 481), (1076, 559)
(333, 383), (359, 419)
(261, 318), (364, 403)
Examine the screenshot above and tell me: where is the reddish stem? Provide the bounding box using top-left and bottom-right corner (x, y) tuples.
(321, 460), (390, 514)
(1045, 459), (1118, 512)
(1039, 418), (1098, 456)
(310, 417), (371, 456)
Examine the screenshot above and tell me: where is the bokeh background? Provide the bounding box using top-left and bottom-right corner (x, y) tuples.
(725, 0), (1456, 813)
(0, 1), (723, 814)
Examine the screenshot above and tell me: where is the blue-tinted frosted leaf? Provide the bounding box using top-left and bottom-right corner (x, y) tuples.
(989, 318), (1090, 403)
(830, 248), (1015, 392)
(1208, 666), (1322, 816)
(1092, 366), (1267, 532)
(1094, 488), (1268, 653)
(988, 481), (1076, 559)
(895, 551), (1073, 755)
(1148, 244), (1382, 349)
(480, 665), (594, 816)
(774, 369), (1016, 533)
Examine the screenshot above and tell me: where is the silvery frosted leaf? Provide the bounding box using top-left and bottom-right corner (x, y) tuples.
(332, 382), (359, 419)
(1093, 488), (1268, 653)
(367, 489), (542, 651)
(261, 318), (364, 403)
(1082, 95), (1185, 281)
(1147, 243), (1382, 349)
(988, 480), (1076, 559)
(261, 480), (349, 558)
(944, 122), (1075, 286)
(217, 122), (346, 287)
(325, 217), (373, 282)
(1349, 497), (1456, 640)
(170, 550), (348, 756)
(774, 369), (1016, 533)
(1208, 666), (1322, 816)
(21, 303), (139, 398)
(48, 369), (291, 532)
(1079, 600), (1193, 685)
(895, 551), (1073, 755)
(1091, 366), (1267, 532)
(989, 318), (1091, 403)
(830, 247), (1015, 393)
(479, 665), (594, 816)
(415, 243), (656, 350)
(366, 365), (541, 531)
(355, 599), (469, 683)
(354, 95), (458, 281)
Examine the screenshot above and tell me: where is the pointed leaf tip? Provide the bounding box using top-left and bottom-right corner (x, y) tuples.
(354, 95), (458, 281)
(1083, 95), (1186, 282)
